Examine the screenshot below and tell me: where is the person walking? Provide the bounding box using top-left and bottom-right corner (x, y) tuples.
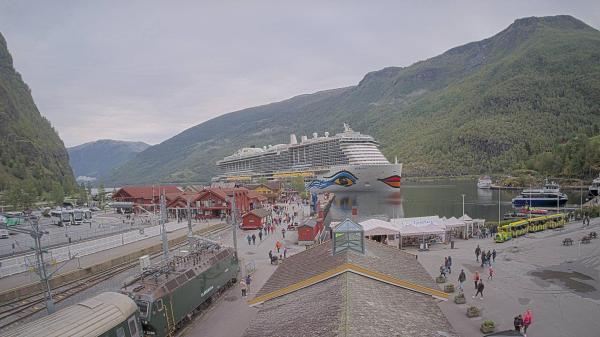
(473, 271), (480, 289)
(523, 308), (533, 336)
(276, 240), (282, 253)
(447, 256), (452, 274)
(481, 253), (486, 268)
(268, 250), (273, 261)
(475, 245), (481, 261)
(245, 274), (252, 293)
(246, 234), (252, 246)
(258, 230), (263, 241)
(282, 228), (286, 239)
(473, 280), (484, 299)
(239, 279), (247, 297)
(486, 250), (492, 266)
(283, 247), (288, 259)
(458, 269), (466, 292)
(251, 233), (256, 245)
(488, 266), (494, 280)
(492, 249), (497, 263)
(514, 314), (523, 333)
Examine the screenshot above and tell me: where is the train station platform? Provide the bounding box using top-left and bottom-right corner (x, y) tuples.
(0, 220), (226, 302)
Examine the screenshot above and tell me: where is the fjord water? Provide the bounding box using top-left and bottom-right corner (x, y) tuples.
(327, 179), (588, 222)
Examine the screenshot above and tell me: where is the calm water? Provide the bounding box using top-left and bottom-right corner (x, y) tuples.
(326, 179), (587, 223)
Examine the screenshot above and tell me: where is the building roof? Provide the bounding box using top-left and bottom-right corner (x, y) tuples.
(298, 218), (317, 228)
(114, 185), (181, 199)
(247, 190), (268, 201)
(244, 208), (269, 218)
(244, 240), (456, 337)
(4, 292), (137, 337)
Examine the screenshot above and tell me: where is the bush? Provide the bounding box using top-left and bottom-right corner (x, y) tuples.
(467, 306), (480, 317)
(436, 276), (446, 283)
(444, 284), (455, 293)
(480, 320), (495, 333)
(454, 293), (466, 304)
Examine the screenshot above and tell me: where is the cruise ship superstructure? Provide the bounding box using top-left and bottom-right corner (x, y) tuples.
(215, 124), (402, 192)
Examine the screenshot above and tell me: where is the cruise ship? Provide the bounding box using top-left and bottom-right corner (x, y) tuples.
(214, 124), (402, 192)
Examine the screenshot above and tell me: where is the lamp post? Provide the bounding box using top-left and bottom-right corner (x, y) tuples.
(461, 194), (465, 217)
(498, 189), (501, 226)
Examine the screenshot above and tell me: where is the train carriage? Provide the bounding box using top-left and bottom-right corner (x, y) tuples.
(121, 241), (239, 337)
(3, 292), (140, 337)
(496, 213), (567, 243)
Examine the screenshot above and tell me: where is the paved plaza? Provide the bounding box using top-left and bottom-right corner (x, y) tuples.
(414, 217), (600, 337)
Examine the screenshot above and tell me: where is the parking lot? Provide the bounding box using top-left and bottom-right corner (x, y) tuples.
(0, 210), (159, 257)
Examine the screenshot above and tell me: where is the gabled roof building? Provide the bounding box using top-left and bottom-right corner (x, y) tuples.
(244, 219), (458, 337)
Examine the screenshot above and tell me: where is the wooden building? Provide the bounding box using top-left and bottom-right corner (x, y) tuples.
(241, 208), (270, 230)
(112, 185), (181, 213)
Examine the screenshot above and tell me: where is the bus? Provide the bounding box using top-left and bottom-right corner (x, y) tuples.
(72, 209), (84, 225)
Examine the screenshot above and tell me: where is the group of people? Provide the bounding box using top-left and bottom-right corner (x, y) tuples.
(439, 256), (453, 277)
(475, 244), (496, 268)
(514, 309), (534, 336)
(239, 274), (252, 297)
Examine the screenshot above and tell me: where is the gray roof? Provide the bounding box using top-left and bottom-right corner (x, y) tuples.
(298, 218), (318, 228)
(244, 272), (457, 337)
(245, 240), (457, 337)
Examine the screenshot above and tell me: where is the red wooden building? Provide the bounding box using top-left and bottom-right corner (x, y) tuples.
(241, 208), (270, 230)
(112, 185), (181, 213)
(297, 210), (325, 245)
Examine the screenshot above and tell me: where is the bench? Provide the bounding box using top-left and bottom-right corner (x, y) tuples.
(581, 237), (591, 244)
(563, 238), (573, 246)
(589, 232), (597, 239)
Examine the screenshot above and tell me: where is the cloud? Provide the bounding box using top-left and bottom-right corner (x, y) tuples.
(1, 0), (598, 146)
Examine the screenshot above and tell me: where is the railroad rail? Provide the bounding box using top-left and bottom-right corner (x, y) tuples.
(0, 222), (231, 330)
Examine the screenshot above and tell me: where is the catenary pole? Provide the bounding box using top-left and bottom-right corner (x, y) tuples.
(160, 192), (169, 260)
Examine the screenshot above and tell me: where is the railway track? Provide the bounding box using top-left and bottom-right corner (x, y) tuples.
(0, 222), (231, 330)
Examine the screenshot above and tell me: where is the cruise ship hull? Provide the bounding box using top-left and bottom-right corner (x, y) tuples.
(307, 163), (402, 192)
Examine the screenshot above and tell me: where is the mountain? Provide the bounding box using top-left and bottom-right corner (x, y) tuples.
(0, 32), (75, 192)
(108, 15), (600, 185)
(68, 140), (150, 183)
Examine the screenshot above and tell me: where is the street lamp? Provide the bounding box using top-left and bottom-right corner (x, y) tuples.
(461, 194), (465, 217)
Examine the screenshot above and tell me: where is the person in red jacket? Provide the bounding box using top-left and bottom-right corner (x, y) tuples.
(523, 308), (533, 336)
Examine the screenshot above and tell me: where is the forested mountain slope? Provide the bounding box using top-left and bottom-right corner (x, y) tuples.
(109, 15), (600, 184)
(0, 33), (75, 192)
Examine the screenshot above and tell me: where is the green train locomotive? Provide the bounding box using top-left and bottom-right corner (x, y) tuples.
(121, 239), (239, 337)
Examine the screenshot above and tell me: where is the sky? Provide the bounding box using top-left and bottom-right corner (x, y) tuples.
(1, 1), (599, 147)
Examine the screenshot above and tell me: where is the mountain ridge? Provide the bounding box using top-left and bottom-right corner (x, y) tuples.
(0, 32), (75, 192)
(108, 15), (600, 184)
(67, 139), (150, 182)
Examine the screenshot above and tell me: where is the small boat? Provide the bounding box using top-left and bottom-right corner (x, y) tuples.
(512, 179), (568, 207)
(477, 176), (492, 189)
(589, 174), (600, 197)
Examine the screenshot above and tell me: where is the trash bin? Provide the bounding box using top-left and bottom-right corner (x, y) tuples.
(451, 241), (455, 249)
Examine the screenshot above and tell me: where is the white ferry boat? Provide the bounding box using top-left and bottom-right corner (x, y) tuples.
(214, 124), (402, 192)
(477, 176), (492, 189)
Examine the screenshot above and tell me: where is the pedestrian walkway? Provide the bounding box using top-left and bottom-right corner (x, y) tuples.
(184, 200), (305, 337)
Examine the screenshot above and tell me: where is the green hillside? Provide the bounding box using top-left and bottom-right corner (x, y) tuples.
(0, 33), (75, 193)
(109, 15), (600, 185)
(68, 139), (150, 182)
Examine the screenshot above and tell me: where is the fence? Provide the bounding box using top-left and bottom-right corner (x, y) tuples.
(0, 221), (191, 278)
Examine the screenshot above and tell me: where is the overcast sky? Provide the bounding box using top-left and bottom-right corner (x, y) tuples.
(1, 1), (598, 147)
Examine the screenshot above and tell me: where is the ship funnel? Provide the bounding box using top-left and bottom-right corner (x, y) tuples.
(301, 135), (308, 142)
(324, 132), (329, 137)
(313, 132), (318, 139)
(290, 134), (297, 145)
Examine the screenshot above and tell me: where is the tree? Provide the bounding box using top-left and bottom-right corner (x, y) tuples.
(97, 183), (106, 207)
(6, 180), (37, 210)
(50, 182), (64, 206)
(290, 176), (306, 193)
(76, 183), (88, 206)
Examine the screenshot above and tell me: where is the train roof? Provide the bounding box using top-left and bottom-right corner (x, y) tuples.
(122, 246), (235, 302)
(3, 292), (137, 337)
